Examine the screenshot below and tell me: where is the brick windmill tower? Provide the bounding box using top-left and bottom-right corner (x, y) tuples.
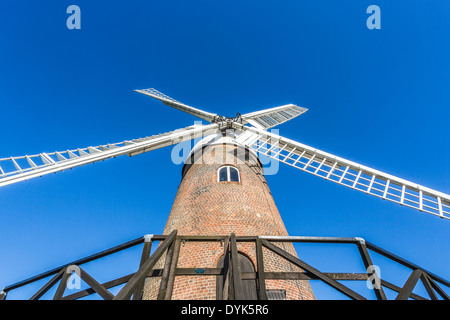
(143, 130), (315, 300)
(1, 88), (449, 300)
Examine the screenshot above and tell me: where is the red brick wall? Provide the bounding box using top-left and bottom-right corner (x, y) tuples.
(143, 143), (315, 300)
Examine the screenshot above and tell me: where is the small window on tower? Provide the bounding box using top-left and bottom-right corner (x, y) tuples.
(217, 166), (240, 182)
(266, 289), (286, 300)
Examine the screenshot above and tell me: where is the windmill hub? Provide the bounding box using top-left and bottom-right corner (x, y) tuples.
(212, 112), (243, 126)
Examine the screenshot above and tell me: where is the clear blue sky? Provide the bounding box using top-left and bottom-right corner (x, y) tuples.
(1, 0), (449, 300)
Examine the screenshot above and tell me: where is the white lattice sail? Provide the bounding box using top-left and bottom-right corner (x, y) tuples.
(0, 124), (219, 188)
(233, 123), (450, 220)
(241, 104), (308, 129)
(135, 88), (218, 123)
(2, 87), (449, 222)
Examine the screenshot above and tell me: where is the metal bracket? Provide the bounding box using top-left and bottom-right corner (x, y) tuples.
(144, 234), (154, 242)
(212, 113), (242, 128)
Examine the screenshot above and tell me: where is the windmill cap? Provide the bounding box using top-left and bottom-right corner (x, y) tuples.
(185, 129), (259, 162)
(179, 128), (263, 178)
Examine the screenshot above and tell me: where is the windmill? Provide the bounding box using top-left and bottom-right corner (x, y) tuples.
(1, 88), (449, 219)
(1, 88), (449, 300)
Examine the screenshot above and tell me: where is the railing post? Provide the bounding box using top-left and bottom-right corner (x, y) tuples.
(355, 238), (386, 300)
(132, 235), (153, 300)
(256, 238), (268, 300)
(230, 233), (244, 300)
(219, 236), (231, 300)
(157, 238), (176, 300)
(164, 238), (182, 300)
(113, 230), (178, 300)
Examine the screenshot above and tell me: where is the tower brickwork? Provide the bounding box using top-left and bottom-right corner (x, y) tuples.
(143, 139), (315, 300)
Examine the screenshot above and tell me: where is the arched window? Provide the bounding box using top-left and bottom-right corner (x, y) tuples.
(218, 166), (240, 182)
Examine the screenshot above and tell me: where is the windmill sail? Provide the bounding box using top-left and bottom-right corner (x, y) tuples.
(2, 86), (449, 222)
(241, 104), (308, 129)
(233, 123), (450, 220)
(0, 123), (219, 188)
(135, 88), (218, 122)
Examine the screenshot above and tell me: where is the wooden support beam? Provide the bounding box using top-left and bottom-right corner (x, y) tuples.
(164, 239), (182, 300)
(420, 273), (439, 300)
(113, 230), (177, 300)
(4, 236), (145, 294)
(157, 239), (176, 300)
(30, 268), (65, 300)
(145, 269), (369, 281)
(427, 275), (450, 300)
(63, 274), (134, 300)
(365, 241), (450, 290)
(255, 238), (267, 300)
(260, 239), (366, 300)
(355, 240), (386, 300)
(230, 233), (244, 300)
(132, 237), (153, 300)
(264, 272), (369, 281)
(380, 280), (427, 300)
(79, 268), (114, 300)
(217, 237), (230, 300)
(395, 269), (423, 300)
(53, 267), (71, 300)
